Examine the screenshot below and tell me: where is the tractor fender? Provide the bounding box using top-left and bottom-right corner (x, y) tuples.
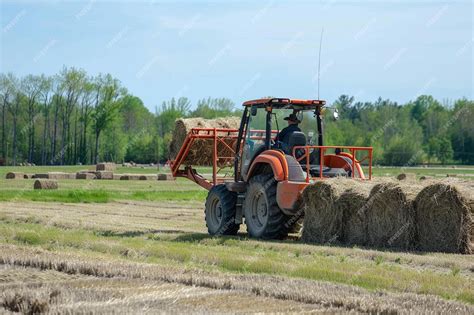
(245, 150), (288, 181)
(277, 180), (309, 215)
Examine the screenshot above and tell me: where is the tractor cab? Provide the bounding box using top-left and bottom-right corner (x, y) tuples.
(236, 98), (364, 182)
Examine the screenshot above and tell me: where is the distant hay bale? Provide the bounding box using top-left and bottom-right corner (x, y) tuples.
(365, 183), (420, 249)
(119, 174), (141, 180)
(301, 180), (346, 244)
(113, 174), (122, 180)
(96, 162), (116, 172)
(32, 173), (49, 179)
(168, 117), (240, 166)
(76, 172), (96, 180)
(95, 171), (113, 180)
(157, 173), (174, 181)
(33, 179), (58, 190)
(415, 183), (473, 254)
(47, 172), (69, 180)
(338, 181), (373, 246)
(139, 174), (158, 180)
(6, 172), (25, 179)
(419, 176), (430, 181)
(396, 173), (416, 181)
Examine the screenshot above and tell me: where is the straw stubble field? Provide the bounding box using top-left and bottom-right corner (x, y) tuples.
(0, 166), (473, 313)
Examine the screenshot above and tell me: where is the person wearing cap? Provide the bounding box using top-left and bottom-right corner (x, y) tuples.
(275, 113), (301, 151)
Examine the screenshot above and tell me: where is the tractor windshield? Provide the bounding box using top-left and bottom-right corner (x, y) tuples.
(272, 109), (318, 146)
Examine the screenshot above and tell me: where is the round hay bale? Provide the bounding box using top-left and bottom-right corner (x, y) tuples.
(76, 172), (96, 180)
(139, 174), (158, 180)
(301, 180), (346, 244)
(168, 117), (240, 166)
(34, 179), (58, 190)
(6, 172), (25, 179)
(95, 171), (113, 180)
(32, 173), (49, 179)
(337, 181), (373, 246)
(157, 173), (174, 181)
(396, 173), (416, 181)
(119, 174), (141, 180)
(365, 183), (420, 249)
(414, 183), (473, 254)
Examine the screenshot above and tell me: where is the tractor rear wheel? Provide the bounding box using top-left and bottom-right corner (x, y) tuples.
(205, 185), (240, 235)
(244, 174), (289, 239)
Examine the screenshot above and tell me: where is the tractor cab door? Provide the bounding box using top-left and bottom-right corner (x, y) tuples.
(240, 106), (268, 177)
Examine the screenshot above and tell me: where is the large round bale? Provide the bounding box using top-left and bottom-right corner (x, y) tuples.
(301, 180), (347, 244)
(96, 162), (116, 171)
(157, 173), (174, 181)
(32, 173), (49, 179)
(337, 180), (373, 246)
(365, 183), (421, 250)
(396, 173), (416, 181)
(415, 183), (473, 254)
(76, 172), (96, 180)
(139, 174), (158, 180)
(6, 172), (25, 179)
(168, 117), (240, 166)
(33, 179), (58, 190)
(120, 174), (141, 180)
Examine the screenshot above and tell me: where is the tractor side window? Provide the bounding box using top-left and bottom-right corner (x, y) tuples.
(241, 107), (267, 175)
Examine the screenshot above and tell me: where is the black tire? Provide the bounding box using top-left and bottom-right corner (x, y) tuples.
(243, 174), (289, 239)
(205, 185), (239, 235)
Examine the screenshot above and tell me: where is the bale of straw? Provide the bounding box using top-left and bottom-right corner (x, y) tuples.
(32, 173), (49, 179)
(139, 174), (158, 180)
(96, 162), (116, 171)
(301, 180), (347, 244)
(95, 171), (113, 180)
(396, 173), (416, 181)
(365, 182), (421, 249)
(47, 172), (69, 180)
(76, 172), (96, 180)
(6, 172), (25, 179)
(414, 183), (473, 254)
(168, 117), (240, 166)
(33, 179), (58, 190)
(337, 181), (373, 246)
(120, 174), (141, 180)
(24, 174), (33, 179)
(113, 174), (122, 180)
(157, 173), (174, 181)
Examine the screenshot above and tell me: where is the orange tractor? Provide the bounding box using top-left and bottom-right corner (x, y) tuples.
(171, 98), (372, 239)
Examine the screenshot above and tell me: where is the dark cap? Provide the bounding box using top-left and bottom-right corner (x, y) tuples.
(284, 113), (301, 123)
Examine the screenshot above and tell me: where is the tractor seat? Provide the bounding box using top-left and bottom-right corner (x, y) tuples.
(288, 132), (306, 157)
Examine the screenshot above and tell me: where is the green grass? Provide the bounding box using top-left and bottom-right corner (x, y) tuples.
(0, 218), (472, 305)
(0, 189), (207, 203)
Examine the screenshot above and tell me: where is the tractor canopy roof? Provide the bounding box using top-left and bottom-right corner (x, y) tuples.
(242, 98), (326, 110)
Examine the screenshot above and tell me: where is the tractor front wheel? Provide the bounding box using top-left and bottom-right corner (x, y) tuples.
(244, 174), (290, 239)
(205, 185), (240, 235)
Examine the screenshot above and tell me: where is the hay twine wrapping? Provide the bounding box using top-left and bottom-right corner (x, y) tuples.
(169, 117), (240, 166)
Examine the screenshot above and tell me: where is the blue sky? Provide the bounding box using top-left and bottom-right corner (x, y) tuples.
(1, 0), (472, 110)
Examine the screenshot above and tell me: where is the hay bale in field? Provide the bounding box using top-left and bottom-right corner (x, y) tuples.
(365, 183), (421, 250)
(119, 174), (141, 180)
(157, 173), (174, 181)
(32, 173), (49, 179)
(113, 174), (122, 180)
(47, 172), (69, 180)
(338, 181), (373, 246)
(96, 162), (116, 171)
(168, 117), (240, 166)
(95, 171), (113, 180)
(33, 179), (58, 190)
(301, 180), (346, 244)
(139, 174), (158, 180)
(24, 174), (34, 179)
(76, 172), (96, 180)
(415, 183), (473, 254)
(396, 173), (416, 181)
(6, 172), (25, 179)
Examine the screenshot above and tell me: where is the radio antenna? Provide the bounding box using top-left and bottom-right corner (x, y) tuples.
(317, 27), (324, 100)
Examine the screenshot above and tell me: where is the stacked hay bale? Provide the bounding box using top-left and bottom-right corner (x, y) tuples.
(96, 163), (116, 171)
(139, 174), (158, 180)
(120, 174), (141, 180)
(168, 117), (240, 166)
(34, 179), (58, 190)
(415, 182), (473, 254)
(95, 171), (113, 180)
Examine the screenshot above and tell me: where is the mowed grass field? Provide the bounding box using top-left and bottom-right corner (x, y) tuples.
(0, 165), (473, 313)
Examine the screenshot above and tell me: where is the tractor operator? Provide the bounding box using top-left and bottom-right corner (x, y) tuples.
(275, 113), (301, 151)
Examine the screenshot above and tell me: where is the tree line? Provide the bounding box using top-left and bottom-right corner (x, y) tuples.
(0, 68), (473, 166)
